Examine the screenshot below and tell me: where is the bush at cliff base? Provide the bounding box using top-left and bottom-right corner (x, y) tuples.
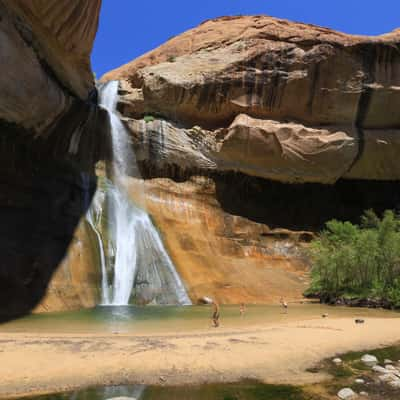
(306, 209), (400, 308)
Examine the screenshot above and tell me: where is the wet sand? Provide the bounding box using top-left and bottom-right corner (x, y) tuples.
(1, 306), (400, 398)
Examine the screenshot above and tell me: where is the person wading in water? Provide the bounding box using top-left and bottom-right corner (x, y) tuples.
(211, 300), (220, 327)
(280, 297), (288, 313)
(240, 302), (246, 317)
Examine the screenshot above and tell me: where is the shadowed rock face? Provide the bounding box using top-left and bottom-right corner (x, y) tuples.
(0, 1), (105, 320)
(4, 0), (100, 101)
(101, 16), (400, 303)
(103, 15), (400, 183)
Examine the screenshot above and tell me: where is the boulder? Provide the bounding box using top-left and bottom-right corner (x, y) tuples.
(361, 354), (378, 367)
(218, 114), (357, 183)
(372, 365), (390, 374)
(198, 296), (214, 305)
(337, 388), (358, 399)
(378, 373), (398, 383)
(388, 379), (400, 389)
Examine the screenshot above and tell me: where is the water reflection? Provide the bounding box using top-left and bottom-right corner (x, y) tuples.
(22, 382), (308, 400)
(25, 385), (145, 400)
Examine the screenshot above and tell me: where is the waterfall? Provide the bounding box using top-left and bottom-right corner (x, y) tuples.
(86, 190), (110, 305)
(86, 80), (191, 306)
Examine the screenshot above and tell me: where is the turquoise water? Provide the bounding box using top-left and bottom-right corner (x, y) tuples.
(0, 304), (397, 335)
(6, 305), (399, 399)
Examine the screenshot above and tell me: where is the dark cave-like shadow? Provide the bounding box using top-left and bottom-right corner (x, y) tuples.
(0, 101), (110, 323)
(137, 161), (400, 233)
(214, 172), (400, 232)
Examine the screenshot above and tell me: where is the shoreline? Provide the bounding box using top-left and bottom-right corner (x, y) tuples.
(1, 315), (400, 399)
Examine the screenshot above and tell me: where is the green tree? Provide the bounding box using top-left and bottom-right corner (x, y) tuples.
(307, 210), (400, 308)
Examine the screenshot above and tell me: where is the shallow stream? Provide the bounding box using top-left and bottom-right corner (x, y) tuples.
(0, 304), (397, 335)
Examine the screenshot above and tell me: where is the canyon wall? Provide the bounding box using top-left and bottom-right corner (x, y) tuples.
(102, 16), (400, 304)
(4, 10), (398, 314)
(0, 0), (105, 319)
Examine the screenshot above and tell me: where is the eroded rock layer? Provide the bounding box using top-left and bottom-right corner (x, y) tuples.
(100, 16), (400, 303)
(104, 15), (400, 183)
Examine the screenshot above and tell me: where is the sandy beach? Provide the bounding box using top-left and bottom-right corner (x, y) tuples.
(1, 314), (400, 398)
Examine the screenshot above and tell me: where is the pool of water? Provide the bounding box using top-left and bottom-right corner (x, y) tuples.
(0, 303), (397, 335)
(21, 382), (308, 400)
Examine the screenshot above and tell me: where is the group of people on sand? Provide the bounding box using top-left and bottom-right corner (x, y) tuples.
(210, 298), (288, 327)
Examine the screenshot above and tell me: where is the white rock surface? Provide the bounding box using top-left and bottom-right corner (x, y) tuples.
(359, 392), (368, 397)
(384, 359), (393, 364)
(333, 358), (343, 364)
(199, 296), (214, 304)
(388, 379), (400, 389)
(378, 373), (398, 382)
(106, 397), (137, 400)
(372, 365), (390, 374)
(355, 378), (365, 384)
(338, 388), (358, 399)
(361, 354), (378, 366)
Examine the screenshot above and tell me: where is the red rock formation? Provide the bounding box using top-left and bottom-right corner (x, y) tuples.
(127, 177), (310, 304)
(101, 16), (400, 303)
(103, 15), (400, 182)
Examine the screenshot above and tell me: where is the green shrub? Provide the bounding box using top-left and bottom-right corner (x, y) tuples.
(143, 115), (155, 123)
(307, 210), (400, 306)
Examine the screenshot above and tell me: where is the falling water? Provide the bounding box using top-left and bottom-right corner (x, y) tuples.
(86, 190), (110, 305)
(88, 80), (190, 306)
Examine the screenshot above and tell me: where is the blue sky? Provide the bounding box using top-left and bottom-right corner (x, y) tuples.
(92, 0), (399, 78)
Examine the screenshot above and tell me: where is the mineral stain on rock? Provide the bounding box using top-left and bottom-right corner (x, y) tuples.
(100, 15), (400, 307)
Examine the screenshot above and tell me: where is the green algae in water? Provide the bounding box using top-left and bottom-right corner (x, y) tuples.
(22, 382), (310, 400)
(340, 345), (400, 364)
(143, 382), (309, 400)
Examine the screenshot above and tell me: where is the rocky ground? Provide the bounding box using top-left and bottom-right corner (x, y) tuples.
(306, 347), (400, 399)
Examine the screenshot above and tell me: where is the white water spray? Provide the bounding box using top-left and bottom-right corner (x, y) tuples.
(86, 190), (110, 305)
(88, 81), (190, 306)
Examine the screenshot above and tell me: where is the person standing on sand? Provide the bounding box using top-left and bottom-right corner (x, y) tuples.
(280, 297), (288, 313)
(240, 302), (246, 317)
(211, 300), (220, 327)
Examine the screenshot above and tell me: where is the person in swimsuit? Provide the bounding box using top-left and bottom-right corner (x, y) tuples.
(211, 301), (220, 327)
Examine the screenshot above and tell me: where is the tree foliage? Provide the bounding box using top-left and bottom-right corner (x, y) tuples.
(307, 210), (400, 307)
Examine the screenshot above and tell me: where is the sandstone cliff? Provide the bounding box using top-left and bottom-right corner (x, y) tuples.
(104, 15), (400, 184)
(102, 16), (400, 304)
(0, 0), (105, 319)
